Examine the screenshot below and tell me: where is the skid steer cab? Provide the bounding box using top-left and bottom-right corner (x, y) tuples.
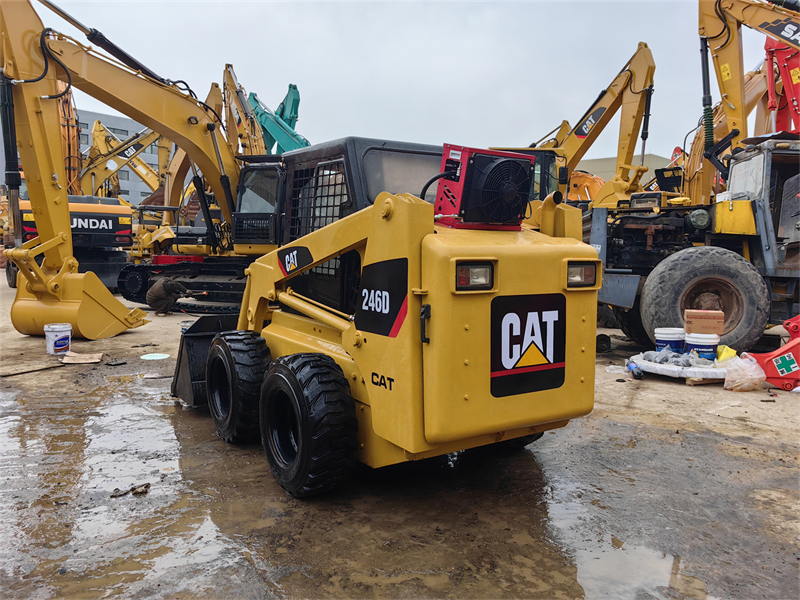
(172, 139), (601, 497)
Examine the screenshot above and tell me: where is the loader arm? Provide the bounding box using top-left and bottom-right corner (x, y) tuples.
(81, 121), (161, 195)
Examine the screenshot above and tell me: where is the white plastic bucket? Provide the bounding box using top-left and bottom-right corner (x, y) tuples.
(685, 333), (719, 360)
(44, 323), (72, 355)
(654, 327), (685, 352)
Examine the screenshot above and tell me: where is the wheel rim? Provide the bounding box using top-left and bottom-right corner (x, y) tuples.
(680, 277), (743, 335)
(267, 388), (300, 468)
(207, 355), (231, 420)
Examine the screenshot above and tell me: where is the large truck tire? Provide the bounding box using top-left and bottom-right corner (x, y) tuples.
(612, 297), (651, 346)
(206, 331), (272, 443)
(641, 246), (770, 352)
(260, 353), (358, 498)
(6, 259), (17, 288)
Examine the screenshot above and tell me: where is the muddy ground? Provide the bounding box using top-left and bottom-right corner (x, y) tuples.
(0, 283), (798, 599)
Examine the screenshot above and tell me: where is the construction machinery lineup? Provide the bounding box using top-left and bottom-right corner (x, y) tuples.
(0, 0), (798, 497)
(590, 0), (799, 351)
(1, 0), (601, 497)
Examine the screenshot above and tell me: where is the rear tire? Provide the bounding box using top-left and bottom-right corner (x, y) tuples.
(260, 353), (358, 498)
(640, 246), (770, 352)
(206, 331), (271, 443)
(612, 297), (650, 346)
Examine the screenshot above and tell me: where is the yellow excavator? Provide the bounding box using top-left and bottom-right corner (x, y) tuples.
(0, 0), (245, 338)
(81, 120), (163, 197)
(531, 42), (656, 209)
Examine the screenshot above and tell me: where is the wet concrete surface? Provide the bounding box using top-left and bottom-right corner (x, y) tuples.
(1, 285), (798, 599)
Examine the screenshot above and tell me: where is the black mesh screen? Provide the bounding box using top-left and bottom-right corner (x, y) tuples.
(289, 161), (348, 278)
(289, 161), (348, 241)
(233, 213), (274, 244)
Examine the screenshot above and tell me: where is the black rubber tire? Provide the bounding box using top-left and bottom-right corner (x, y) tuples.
(6, 259), (17, 288)
(612, 296), (651, 346)
(597, 304), (619, 328)
(260, 353), (358, 498)
(640, 246), (770, 352)
(206, 330), (272, 443)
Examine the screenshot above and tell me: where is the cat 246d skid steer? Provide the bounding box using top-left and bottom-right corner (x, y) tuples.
(173, 138), (601, 497)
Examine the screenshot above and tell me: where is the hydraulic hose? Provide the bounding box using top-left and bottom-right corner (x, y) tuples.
(768, 0), (800, 13)
(700, 38), (715, 152)
(419, 170), (457, 203)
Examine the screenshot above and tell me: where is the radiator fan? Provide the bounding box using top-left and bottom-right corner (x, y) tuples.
(470, 156), (531, 223)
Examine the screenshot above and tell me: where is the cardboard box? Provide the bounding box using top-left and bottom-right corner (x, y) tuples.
(684, 309), (725, 335)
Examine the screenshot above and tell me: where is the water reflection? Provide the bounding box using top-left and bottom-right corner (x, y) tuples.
(545, 470), (717, 600)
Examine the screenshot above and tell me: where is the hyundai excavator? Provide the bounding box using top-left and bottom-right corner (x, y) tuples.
(590, 0), (799, 350)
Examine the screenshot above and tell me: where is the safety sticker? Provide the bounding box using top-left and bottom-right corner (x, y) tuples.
(773, 353), (799, 377)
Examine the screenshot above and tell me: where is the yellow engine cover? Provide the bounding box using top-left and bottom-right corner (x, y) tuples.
(420, 227), (600, 444)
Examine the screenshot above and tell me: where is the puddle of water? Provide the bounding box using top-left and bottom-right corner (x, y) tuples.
(0, 377), (264, 598)
(546, 473), (719, 600)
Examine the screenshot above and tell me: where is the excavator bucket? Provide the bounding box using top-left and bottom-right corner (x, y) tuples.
(9, 271), (149, 340)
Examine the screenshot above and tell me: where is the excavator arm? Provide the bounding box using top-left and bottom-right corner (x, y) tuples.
(249, 89), (310, 155)
(81, 121), (161, 195)
(0, 0), (149, 338)
(699, 0), (800, 150)
(223, 64), (267, 157)
(543, 42), (655, 175)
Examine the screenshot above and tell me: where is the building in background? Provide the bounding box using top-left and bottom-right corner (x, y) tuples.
(77, 110), (160, 204)
(576, 154), (669, 183)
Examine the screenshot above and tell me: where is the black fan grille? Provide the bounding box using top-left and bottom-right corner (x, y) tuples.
(480, 159), (531, 222)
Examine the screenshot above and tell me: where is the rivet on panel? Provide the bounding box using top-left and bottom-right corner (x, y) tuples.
(464, 359), (469, 365)
(464, 324), (470, 331)
(464, 395), (469, 401)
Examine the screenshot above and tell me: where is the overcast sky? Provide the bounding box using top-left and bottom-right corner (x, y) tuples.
(26, 1), (771, 160)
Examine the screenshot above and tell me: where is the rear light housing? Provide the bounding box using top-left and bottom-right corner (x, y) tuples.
(456, 262), (493, 291)
(567, 262), (596, 288)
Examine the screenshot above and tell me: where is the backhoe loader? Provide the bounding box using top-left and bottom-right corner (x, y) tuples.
(530, 42), (656, 209)
(589, 0), (799, 350)
(171, 137), (600, 497)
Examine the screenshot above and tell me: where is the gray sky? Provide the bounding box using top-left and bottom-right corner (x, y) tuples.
(33, 1), (772, 160)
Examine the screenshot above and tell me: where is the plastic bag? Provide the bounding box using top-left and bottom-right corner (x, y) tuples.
(724, 353), (767, 392)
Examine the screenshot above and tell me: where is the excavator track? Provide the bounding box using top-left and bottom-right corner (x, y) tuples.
(117, 260), (251, 312)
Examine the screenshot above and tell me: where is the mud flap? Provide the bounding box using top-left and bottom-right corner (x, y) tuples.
(171, 314), (239, 406)
(9, 271), (148, 339)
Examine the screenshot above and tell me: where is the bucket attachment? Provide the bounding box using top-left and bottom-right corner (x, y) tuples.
(9, 271), (149, 340)
(172, 314), (239, 406)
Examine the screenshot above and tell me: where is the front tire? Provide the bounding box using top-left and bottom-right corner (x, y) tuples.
(640, 246), (770, 352)
(260, 353), (358, 498)
(206, 331), (271, 443)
